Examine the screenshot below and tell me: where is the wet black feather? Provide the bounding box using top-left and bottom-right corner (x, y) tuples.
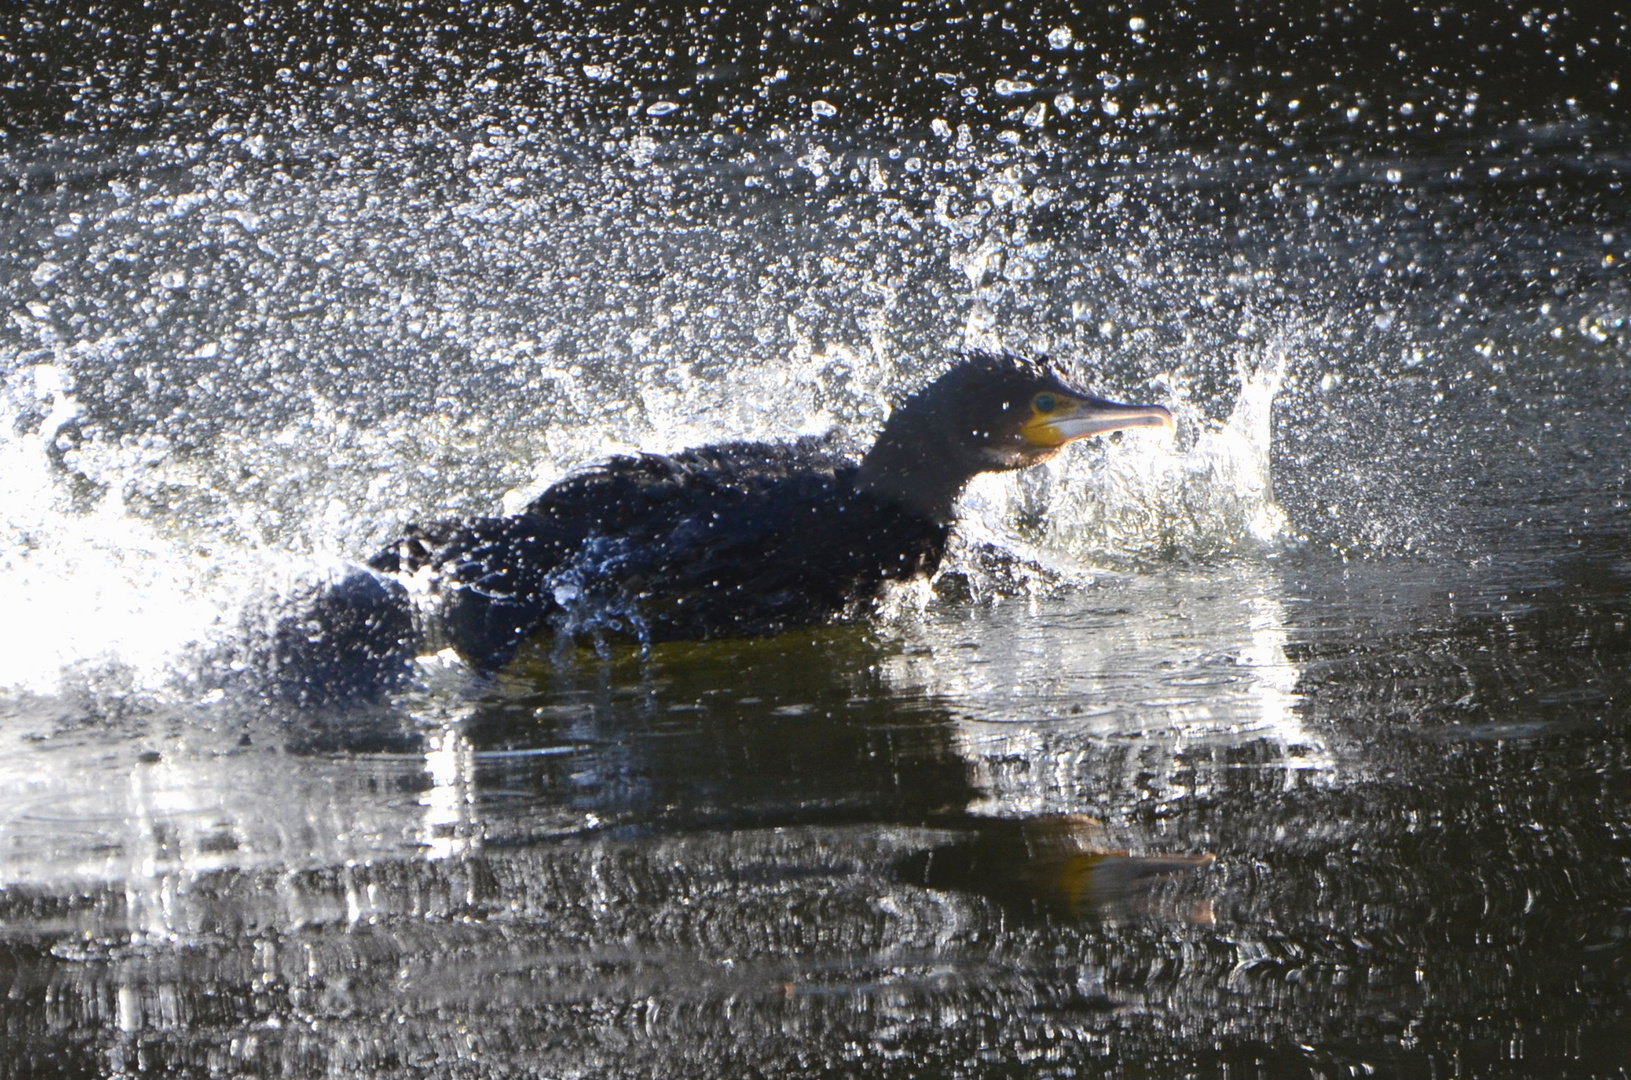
(366, 438), (946, 666)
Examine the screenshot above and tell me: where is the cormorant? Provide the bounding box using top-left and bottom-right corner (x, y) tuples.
(265, 352), (1173, 701)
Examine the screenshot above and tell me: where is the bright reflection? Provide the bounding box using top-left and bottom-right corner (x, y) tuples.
(883, 565), (1335, 818)
(409, 649), (484, 862)
(1241, 592), (1334, 783)
(420, 726), (479, 862)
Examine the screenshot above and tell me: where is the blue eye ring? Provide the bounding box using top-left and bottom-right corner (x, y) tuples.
(1033, 393), (1058, 414)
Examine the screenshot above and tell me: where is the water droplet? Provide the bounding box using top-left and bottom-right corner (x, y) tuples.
(646, 101), (679, 117)
(30, 261), (62, 287)
(626, 135), (659, 166)
(223, 209), (260, 233)
(811, 100), (837, 118)
(1047, 26), (1073, 50)
(993, 79), (1035, 98)
(1128, 16), (1147, 31)
(1053, 93), (1075, 115)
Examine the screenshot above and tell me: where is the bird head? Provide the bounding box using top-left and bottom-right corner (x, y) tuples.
(858, 353), (1174, 522)
(943, 353), (1176, 471)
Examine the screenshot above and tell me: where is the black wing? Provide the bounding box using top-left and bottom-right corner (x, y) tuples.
(263, 438), (934, 697)
(368, 438), (859, 664)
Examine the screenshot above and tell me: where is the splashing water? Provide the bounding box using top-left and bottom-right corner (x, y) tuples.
(955, 342), (1289, 571)
(3, 98), (1614, 705)
(0, 327), (1275, 701)
(0, 363), (232, 698)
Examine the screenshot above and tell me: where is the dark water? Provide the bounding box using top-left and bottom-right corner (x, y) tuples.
(2, 2), (1629, 1077)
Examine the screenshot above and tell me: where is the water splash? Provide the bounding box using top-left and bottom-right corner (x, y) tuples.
(9, 106), (1592, 702)
(0, 361), (238, 697)
(0, 325), (1289, 699)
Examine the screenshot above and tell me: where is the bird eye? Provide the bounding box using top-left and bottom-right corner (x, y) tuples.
(1033, 393), (1057, 414)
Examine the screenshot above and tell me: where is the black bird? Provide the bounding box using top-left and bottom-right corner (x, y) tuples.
(265, 353), (1173, 701)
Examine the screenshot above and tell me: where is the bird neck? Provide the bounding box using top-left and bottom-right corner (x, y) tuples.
(854, 424), (977, 526)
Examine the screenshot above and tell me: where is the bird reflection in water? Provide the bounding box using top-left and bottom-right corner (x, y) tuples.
(906, 814), (1215, 924)
(476, 628), (1215, 927)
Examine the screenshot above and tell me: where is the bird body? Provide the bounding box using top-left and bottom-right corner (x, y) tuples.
(264, 353), (1173, 701)
(369, 438), (946, 658)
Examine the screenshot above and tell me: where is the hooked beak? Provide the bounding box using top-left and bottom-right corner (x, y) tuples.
(1021, 396), (1176, 448)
